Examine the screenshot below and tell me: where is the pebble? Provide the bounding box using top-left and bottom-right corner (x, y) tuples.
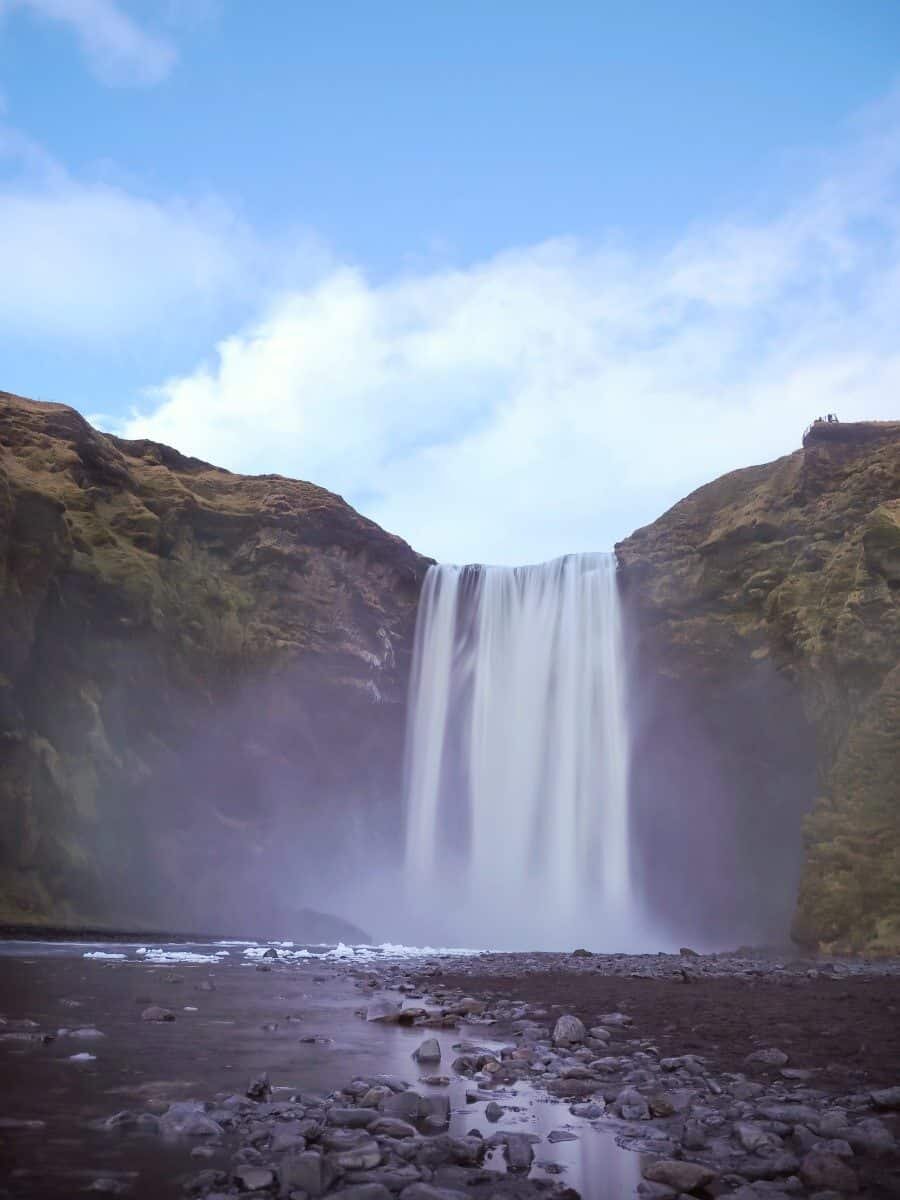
(140, 1007), (174, 1022)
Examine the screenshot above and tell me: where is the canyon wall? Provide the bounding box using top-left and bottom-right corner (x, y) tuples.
(0, 392), (430, 939)
(617, 421), (900, 954)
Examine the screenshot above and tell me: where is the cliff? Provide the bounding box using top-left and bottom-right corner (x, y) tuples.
(0, 392), (430, 939)
(617, 421), (900, 955)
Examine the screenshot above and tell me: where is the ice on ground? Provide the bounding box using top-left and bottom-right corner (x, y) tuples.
(83, 951), (126, 960)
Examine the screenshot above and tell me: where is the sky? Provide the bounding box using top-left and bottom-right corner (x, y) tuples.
(1, 1), (899, 564)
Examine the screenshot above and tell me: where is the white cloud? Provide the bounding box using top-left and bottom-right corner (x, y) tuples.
(6, 0), (176, 86)
(115, 103), (900, 564)
(0, 123), (327, 343)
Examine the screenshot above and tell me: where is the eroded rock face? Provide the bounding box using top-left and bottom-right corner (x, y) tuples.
(616, 421), (900, 954)
(0, 392), (430, 936)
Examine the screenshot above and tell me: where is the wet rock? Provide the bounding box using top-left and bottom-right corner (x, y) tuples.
(484, 1101), (504, 1122)
(328, 1108), (381, 1128)
(159, 1101), (223, 1138)
(500, 1133), (535, 1173)
(642, 1159), (716, 1192)
(453, 998), (487, 1016)
(246, 1073), (271, 1101)
(367, 1117), (418, 1139)
(366, 1000), (404, 1024)
(421, 1095), (450, 1131)
(648, 1092), (677, 1117)
(614, 1087), (650, 1120)
(744, 1048), (789, 1068)
(141, 1007), (175, 1023)
(599, 1011), (632, 1026)
(740, 1152), (800, 1181)
(270, 1121), (308, 1154)
(800, 1150), (859, 1192)
(233, 1164), (275, 1191)
(279, 1151), (338, 1196)
(332, 1186), (393, 1200)
(735, 1122), (781, 1154)
(102, 1110), (139, 1131)
(681, 1118), (707, 1150)
(330, 1136), (383, 1171)
(846, 1116), (896, 1155)
(380, 1091), (426, 1122)
(870, 1085), (900, 1110)
(552, 1014), (586, 1046)
(757, 1103), (820, 1125)
(412, 1039), (441, 1063)
(399, 1185), (468, 1200)
(182, 1169), (228, 1195)
(547, 1130), (577, 1143)
(570, 1100), (605, 1119)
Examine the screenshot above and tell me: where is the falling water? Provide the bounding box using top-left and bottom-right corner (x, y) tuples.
(404, 552), (644, 949)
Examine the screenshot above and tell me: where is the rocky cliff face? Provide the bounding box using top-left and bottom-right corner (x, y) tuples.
(0, 392), (430, 939)
(617, 421), (900, 955)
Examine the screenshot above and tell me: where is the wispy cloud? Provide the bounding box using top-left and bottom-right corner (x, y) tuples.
(6, 0), (177, 86)
(3, 85), (899, 563)
(0, 123), (327, 343)
(116, 93), (900, 563)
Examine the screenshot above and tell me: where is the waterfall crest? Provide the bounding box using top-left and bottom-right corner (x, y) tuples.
(404, 552), (643, 949)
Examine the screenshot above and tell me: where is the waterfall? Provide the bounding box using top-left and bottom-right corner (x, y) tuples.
(403, 552), (644, 950)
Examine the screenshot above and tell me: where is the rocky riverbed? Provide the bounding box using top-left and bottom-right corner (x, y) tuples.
(1, 942), (898, 1200)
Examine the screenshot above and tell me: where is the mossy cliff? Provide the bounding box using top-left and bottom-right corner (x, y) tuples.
(0, 392), (429, 937)
(617, 421), (900, 955)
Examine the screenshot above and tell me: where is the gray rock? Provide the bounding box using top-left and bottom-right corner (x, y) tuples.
(800, 1150), (858, 1192)
(367, 1117), (418, 1139)
(681, 1119), (706, 1150)
(278, 1151), (338, 1197)
(614, 1087), (650, 1121)
(642, 1159), (716, 1191)
(570, 1099), (606, 1119)
(140, 1007), (174, 1023)
(328, 1108), (381, 1128)
(740, 1152), (800, 1181)
(744, 1048), (789, 1068)
(182, 1169), (228, 1195)
(484, 1101), (504, 1122)
(332, 1187), (393, 1200)
(412, 1039), (441, 1063)
(501, 1133), (535, 1172)
(159, 1101), (223, 1138)
(422, 1095), (450, 1130)
(399, 1186), (468, 1200)
(735, 1122), (781, 1154)
(870, 1086), (900, 1110)
(599, 1011), (632, 1026)
(233, 1165), (275, 1191)
(246, 1073), (271, 1101)
(380, 1090), (426, 1122)
(547, 1129), (577, 1143)
(845, 1117), (896, 1155)
(69, 1027), (106, 1039)
(330, 1137), (382, 1171)
(552, 1014), (586, 1046)
(366, 1000), (404, 1023)
(758, 1103), (820, 1126)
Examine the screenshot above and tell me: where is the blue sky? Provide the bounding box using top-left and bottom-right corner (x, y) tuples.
(1, 1), (899, 562)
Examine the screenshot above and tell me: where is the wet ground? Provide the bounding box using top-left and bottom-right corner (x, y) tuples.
(0, 941), (638, 1200)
